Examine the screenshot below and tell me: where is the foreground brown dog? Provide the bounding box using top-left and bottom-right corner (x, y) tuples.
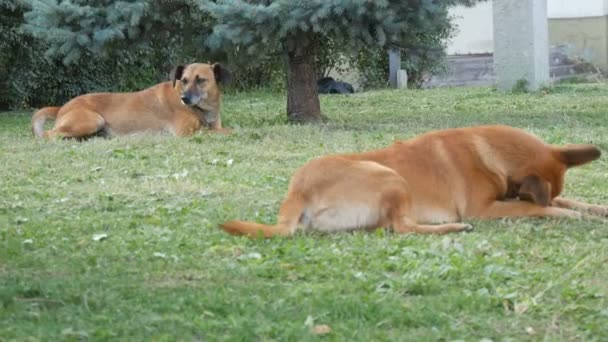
(31, 63), (231, 139)
(222, 125), (606, 238)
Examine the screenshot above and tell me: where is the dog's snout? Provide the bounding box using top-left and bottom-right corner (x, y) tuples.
(181, 96), (191, 105)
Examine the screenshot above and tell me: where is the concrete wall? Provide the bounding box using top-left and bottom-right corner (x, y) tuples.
(493, 0), (549, 91)
(447, 0), (608, 70)
(549, 16), (608, 70)
(548, 0), (607, 18)
(447, 2), (494, 55)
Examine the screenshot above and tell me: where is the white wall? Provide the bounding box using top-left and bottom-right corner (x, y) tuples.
(447, 2), (494, 55)
(447, 0), (608, 55)
(548, 0), (607, 18)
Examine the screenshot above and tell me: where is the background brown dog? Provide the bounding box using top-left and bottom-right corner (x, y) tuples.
(31, 63), (231, 139)
(222, 125), (606, 238)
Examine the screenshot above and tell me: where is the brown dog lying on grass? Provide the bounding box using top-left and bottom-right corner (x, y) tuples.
(222, 125), (606, 238)
(31, 63), (231, 139)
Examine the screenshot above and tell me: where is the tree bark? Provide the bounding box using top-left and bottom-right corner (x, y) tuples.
(284, 45), (321, 123)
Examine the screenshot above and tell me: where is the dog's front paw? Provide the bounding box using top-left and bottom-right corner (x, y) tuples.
(564, 209), (583, 219)
(587, 205), (608, 217)
(462, 223), (474, 232)
(213, 128), (232, 135)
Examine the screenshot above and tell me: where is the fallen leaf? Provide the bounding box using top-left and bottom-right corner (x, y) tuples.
(514, 302), (529, 314)
(304, 315), (314, 327)
(61, 328), (89, 338)
(92, 233), (108, 242)
(238, 252), (261, 260)
(171, 169), (188, 179)
(202, 310), (215, 317)
(312, 324), (331, 335)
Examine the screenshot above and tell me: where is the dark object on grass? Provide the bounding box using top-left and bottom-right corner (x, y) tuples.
(317, 77), (354, 94)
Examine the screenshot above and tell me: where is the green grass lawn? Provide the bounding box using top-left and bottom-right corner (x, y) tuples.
(1, 84), (608, 341)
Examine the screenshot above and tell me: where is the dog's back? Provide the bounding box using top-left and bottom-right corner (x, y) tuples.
(342, 125), (599, 220)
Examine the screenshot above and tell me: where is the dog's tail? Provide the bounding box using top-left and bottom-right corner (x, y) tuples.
(31, 106), (60, 138)
(554, 144), (601, 168)
(221, 193), (306, 238)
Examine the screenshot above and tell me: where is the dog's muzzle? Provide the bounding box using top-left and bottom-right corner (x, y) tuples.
(181, 96), (192, 105)
(181, 93), (204, 106)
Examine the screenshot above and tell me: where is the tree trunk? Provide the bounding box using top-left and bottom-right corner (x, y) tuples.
(284, 45), (321, 123)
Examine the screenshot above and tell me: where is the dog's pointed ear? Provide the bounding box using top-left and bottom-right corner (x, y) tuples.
(170, 65), (186, 87)
(213, 63), (232, 85)
(556, 144), (601, 168)
(518, 175), (552, 207)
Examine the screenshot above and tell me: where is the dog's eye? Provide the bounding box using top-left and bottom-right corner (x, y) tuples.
(196, 77), (207, 85)
(181, 78), (188, 84)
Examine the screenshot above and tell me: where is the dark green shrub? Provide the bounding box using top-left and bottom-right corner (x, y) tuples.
(345, 30), (450, 90)
(0, 1), (165, 109)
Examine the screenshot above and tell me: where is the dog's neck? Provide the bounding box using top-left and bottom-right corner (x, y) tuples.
(190, 104), (217, 127)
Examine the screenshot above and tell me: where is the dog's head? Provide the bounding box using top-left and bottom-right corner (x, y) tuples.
(170, 63), (232, 107)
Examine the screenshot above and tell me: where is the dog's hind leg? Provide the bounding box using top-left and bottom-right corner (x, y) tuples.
(393, 217), (473, 235)
(388, 196), (472, 235)
(476, 200), (581, 220)
(551, 197), (608, 217)
(45, 110), (105, 139)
